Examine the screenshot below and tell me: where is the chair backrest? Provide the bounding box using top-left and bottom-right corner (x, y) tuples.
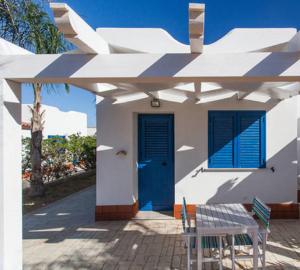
(181, 197), (191, 232)
(252, 197), (271, 230)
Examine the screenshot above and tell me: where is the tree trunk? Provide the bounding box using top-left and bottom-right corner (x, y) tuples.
(29, 83), (45, 197)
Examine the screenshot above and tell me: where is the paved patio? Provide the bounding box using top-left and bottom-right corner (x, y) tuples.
(23, 186), (300, 270)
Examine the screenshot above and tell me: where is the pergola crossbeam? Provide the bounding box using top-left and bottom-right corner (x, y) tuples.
(1, 52), (300, 83)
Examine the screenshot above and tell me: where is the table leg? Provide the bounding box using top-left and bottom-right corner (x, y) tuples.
(219, 235), (223, 270)
(187, 236), (191, 270)
(197, 235), (202, 270)
(253, 231), (258, 270)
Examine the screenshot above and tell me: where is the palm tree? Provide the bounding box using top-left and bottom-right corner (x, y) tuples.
(0, 0), (69, 196)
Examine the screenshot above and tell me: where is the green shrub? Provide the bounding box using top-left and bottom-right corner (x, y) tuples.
(22, 134), (96, 182)
(66, 134), (96, 169)
(22, 137), (31, 173)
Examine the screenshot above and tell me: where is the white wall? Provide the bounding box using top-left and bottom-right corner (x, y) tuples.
(96, 96), (298, 206)
(87, 127), (96, 136)
(0, 80), (22, 270)
(22, 104), (87, 138)
(297, 95), (300, 190)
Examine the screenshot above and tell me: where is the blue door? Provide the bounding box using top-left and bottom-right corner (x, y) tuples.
(138, 114), (174, 211)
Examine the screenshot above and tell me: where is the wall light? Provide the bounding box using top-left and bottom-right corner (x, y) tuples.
(151, 98), (160, 108)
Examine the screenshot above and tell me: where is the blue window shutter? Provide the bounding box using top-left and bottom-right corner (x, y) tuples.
(208, 112), (235, 168)
(208, 111), (266, 169)
(237, 111), (266, 168)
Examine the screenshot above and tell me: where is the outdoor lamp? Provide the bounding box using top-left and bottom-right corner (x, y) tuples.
(151, 98), (160, 108)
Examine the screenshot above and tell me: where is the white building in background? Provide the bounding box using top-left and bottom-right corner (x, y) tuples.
(87, 127), (97, 136)
(22, 104), (88, 138)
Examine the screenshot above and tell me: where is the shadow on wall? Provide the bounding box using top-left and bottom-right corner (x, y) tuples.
(176, 138), (297, 206)
(207, 139), (297, 204)
(175, 97), (298, 208)
(4, 100), (21, 124)
(175, 98), (279, 186)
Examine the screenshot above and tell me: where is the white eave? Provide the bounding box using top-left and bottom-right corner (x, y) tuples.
(97, 28), (190, 53)
(204, 28), (298, 53)
(96, 27), (299, 54)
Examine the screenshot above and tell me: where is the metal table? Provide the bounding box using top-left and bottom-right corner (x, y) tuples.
(196, 204), (259, 270)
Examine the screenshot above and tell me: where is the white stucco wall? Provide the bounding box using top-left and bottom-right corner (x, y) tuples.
(96, 96), (298, 206)
(297, 96), (300, 189)
(0, 80), (22, 270)
(87, 127), (97, 136)
(22, 104), (87, 138)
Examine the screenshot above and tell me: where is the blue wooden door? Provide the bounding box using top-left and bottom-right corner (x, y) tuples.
(138, 114), (174, 211)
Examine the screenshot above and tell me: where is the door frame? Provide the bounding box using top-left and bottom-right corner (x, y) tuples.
(137, 113), (175, 211)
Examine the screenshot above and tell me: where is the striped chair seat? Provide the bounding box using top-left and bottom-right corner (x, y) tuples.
(201, 235), (223, 249)
(189, 228), (223, 249)
(227, 232), (263, 246)
(227, 234), (252, 246)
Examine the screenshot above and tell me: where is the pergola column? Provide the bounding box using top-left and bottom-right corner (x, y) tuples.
(0, 79), (22, 270)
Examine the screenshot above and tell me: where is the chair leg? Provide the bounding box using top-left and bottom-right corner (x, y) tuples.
(219, 236), (223, 270)
(262, 236), (267, 270)
(231, 235), (236, 270)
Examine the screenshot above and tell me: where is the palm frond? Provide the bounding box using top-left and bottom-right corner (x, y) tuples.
(0, 0), (70, 93)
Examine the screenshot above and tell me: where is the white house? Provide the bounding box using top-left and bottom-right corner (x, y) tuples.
(89, 8), (300, 220)
(2, 3), (300, 268)
(87, 126), (96, 136)
(21, 104), (88, 138)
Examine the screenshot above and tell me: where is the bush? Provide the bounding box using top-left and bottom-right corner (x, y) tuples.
(22, 137), (31, 173)
(22, 134), (96, 182)
(66, 134), (96, 169)
(42, 136), (71, 182)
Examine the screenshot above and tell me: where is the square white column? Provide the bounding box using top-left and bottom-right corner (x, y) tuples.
(0, 79), (22, 270)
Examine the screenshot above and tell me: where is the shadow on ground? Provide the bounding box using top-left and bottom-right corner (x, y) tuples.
(23, 186), (300, 270)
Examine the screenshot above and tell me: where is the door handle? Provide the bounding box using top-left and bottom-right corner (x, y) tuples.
(161, 161), (167, 166)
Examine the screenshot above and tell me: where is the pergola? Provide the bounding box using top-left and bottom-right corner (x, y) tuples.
(1, 3), (300, 269)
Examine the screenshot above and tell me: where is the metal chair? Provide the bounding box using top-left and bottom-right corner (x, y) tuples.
(181, 197), (224, 270)
(227, 197), (271, 270)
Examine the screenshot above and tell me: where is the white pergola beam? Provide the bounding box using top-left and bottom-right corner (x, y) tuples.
(1, 52), (300, 83)
(197, 91), (238, 104)
(0, 37), (105, 94)
(237, 91), (249, 100)
(193, 83), (202, 100)
(50, 3), (109, 54)
(189, 3), (205, 53)
(72, 82), (118, 95)
(0, 79), (22, 270)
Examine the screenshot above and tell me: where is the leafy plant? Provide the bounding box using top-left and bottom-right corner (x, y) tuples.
(67, 134), (96, 169)
(42, 136), (71, 182)
(22, 135), (96, 183)
(22, 137), (31, 173)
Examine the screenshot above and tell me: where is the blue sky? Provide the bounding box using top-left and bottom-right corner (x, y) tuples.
(22, 0), (300, 126)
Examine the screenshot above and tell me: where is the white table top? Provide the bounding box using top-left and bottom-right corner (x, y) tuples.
(196, 203), (259, 235)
